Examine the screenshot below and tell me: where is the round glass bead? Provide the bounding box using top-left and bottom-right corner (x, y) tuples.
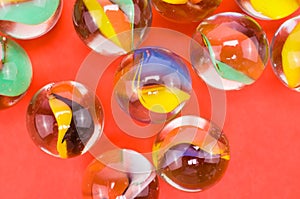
(0, 0), (63, 39)
(73, 0), (152, 55)
(191, 12), (269, 90)
(235, 0), (300, 20)
(26, 81), (104, 159)
(114, 47), (192, 123)
(271, 16), (300, 91)
(0, 36), (32, 109)
(153, 116), (230, 192)
(151, 0), (222, 23)
(82, 149), (159, 199)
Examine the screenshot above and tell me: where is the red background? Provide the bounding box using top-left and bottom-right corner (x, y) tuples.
(1, 0), (300, 198)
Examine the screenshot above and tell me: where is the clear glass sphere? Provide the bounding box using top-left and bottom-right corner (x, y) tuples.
(82, 149), (159, 199)
(114, 47), (192, 123)
(0, 0), (63, 39)
(271, 15), (300, 91)
(0, 36), (32, 109)
(235, 0), (300, 20)
(191, 12), (269, 90)
(26, 81), (104, 159)
(151, 0), (222, 23)
(153, 115), (230, 192)
(73, 0), (152, 55)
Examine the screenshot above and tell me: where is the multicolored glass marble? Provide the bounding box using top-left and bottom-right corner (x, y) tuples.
(153, 116), (230, 192)
(73, 0), (152, 55)
(26, 81), (104, 159)
(151, 0), (222, 23)
(0, 0), (63, 39)
(82, 149), (159, 199)
(114, 47), (192, 123)
(270, 16), (300, 91)
(236, 0), (300, 20)
(191, 12), (269, 90)
(0, 36), (32, 109)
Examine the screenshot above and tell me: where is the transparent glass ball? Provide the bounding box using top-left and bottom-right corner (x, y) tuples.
(0, 36), (32, 109)
(151, 0), (222, 23)
(271, 15), (300, 91)
(73, 0), (152, 55)
(235, 0), (300, 20)
(0, 0), (63, 39)
(153, 115), (230, 192)
(114, 47), (192, 124)
(26, 81), (104, 159)
(191, 12), (269, 90)
(82, 149), (159, 199)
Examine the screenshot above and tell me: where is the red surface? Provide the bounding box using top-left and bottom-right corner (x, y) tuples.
(1, 0), (300, 198)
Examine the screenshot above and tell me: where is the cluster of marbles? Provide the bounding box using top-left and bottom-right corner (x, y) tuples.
(114, 47), (192, 123)
(8, 0), (288, 197)
(271, 16), (300, 91)
(73, 0), (152, 55)
(26, 81), (104, 159)
(191, 12), (269, 90)
(82, 149), (159, 199)
(151, 0), (222, 23)
(0, 36), (32, 109)
(236, 0), (300, 20)
(0, 0), (63, 39)
(153, 116), (230, 192)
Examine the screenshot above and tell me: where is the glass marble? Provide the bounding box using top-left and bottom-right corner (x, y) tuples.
(270, 16), (300, 91)
(151, 0), (222, 23)
(114, 47), (192, 123)
(236, 0), (300, 20)
(82, 149), (159, 199)
(153, 115), (230, 192)
(0, 36), (32, 109)
(0, 0), (63, 39)
(191, 12), (269, 90)
(26, 81), (104, 159)
(73, 0), (152, 55)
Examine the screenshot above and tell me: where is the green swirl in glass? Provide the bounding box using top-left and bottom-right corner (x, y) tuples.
(0, 0), (60, 25)
(0, 37), (32, 97)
